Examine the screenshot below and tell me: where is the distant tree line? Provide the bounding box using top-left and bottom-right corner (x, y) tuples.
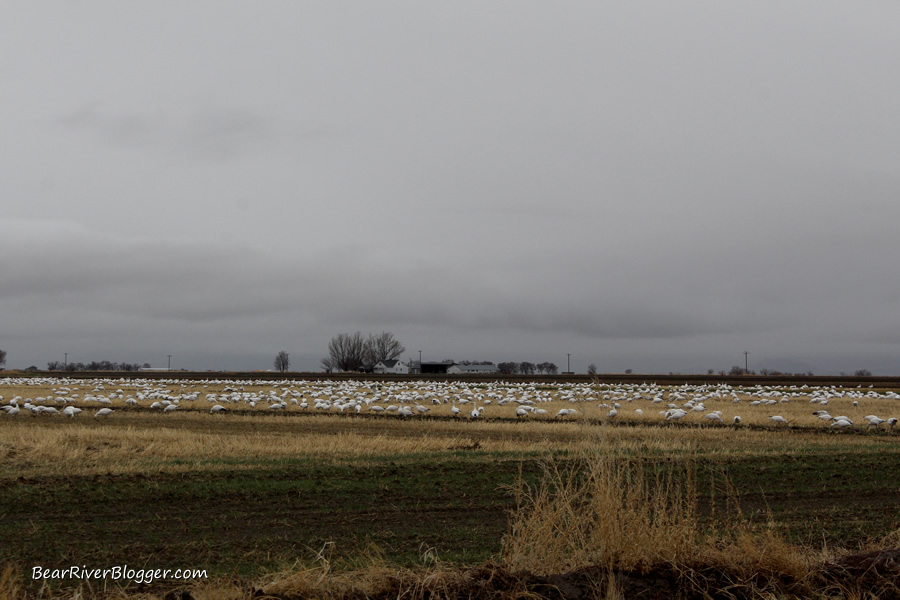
(322, 331), (405, 372)
(724, 367), (822, 377)
(46, 360), (148, 372)
(496, 361), (558, 375)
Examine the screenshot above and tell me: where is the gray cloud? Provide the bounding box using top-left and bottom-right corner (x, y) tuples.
(56, 104), (328, 162)
(2, 3), (900, 374)
(3, 211), (897, 374)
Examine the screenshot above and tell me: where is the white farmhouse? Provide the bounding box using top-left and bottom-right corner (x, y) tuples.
(372, 359), (408, 374)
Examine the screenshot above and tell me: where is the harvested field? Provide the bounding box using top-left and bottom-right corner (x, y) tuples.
(1, 375), (899, 599)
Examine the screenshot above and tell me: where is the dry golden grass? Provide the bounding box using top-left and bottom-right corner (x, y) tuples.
(1, 396), (897, 481)
(2, 404), (896, 481)
(0, 414), (551, 478)
(0, 567), (21, 600)
(502, 444), (822, 598)
(502, 449), (699, 574)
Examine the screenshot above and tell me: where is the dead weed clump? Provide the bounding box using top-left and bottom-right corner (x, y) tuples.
(501, 447), (823, 598)
(251, 544), (535, 600)
(0, 566), (22, 600)
(502, 451), (700, 575)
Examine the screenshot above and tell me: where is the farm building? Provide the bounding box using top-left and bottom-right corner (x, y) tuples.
(417, 361), (455, 374)
(372, 359), (408, 374)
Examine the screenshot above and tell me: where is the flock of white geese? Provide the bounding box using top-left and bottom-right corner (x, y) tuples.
(1, 377), (898, 430)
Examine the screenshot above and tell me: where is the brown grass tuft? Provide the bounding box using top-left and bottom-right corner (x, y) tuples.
(502, 448), (702, 575)
(0, 565), (22, 600)
(501, 445), (822, 598)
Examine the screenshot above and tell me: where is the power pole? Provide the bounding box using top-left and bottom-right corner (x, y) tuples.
(567, 353), (571, 373)
(743, 351), (749, 374)
(167, 355), (172, 371)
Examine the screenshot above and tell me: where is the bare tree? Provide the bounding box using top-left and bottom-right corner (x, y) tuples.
(274, 350), (290, 373)
(519, 361), (536, 375)
(536, 361), (558, 375)
(365, 331), (406, 365)
(0, 349), (6, 369)
(587, 363), (597, 376)
(546, 362), (559, 375)
(325, 331), (405, 371)
(327, 332), (368, 372)
(497, 362), (518, 374)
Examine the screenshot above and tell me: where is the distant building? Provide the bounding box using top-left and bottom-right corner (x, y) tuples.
(372, 359), (408, 374)
(419, 360), (455, 374)
(447, 363), (498, 375)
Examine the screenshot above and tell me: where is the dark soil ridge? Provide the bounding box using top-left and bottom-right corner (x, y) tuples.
(10, 551), (899, 600)
(141, 550), (900, 600)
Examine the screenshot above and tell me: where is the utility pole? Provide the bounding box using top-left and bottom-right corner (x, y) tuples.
(64, 353), (68, 369)
(743, 351), (749, 374)
(167, 354), (172, 371)
(567, 353), (571, 374)
(418, 350), (422, 374)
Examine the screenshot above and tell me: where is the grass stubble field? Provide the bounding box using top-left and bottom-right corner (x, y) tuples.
(1, 376), (899, 599)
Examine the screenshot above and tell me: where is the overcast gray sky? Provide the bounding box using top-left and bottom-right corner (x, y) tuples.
(3, 2), (900, 374)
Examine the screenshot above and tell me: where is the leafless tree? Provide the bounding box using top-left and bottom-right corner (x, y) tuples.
(498, 362), (518, 374)
(587, 363), (597, 376)
(0, 349), (6, 369)
(327, 332), (368, 371)
(519, 361), (536, 375)
(325, 331), (405, 371)
(365, 331), (406, 365)
(274, 350), (290, 373)
(533, 362), (560, 375)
